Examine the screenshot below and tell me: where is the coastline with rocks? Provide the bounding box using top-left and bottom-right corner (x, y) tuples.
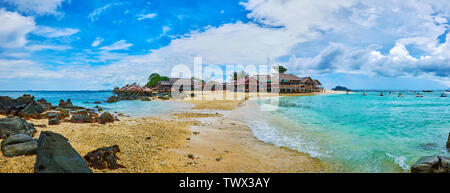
(0, 89), (448, 173)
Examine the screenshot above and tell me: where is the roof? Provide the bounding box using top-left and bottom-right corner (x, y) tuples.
(232, 77), (257, 85)
(277, 73), (302, 81)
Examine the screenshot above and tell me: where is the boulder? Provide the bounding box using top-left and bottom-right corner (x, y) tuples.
(446, 132), (450, 149)
(14, 95), (35, 106)
(37, 98), (52, 111)
(0, 96), (15, 114)
(58, 99), (73, 109)
(7, 104), (27, 116)
(48, 117), (60, 125)
(1, 134), (37, 157)
(0, 117), (36, 139)
(99, 112), (114, 124)
(93, 101), (101, 104)
(411, 156), (450, 173)
(34, 131), (92, 173)
(70, 114), (93, 123)
(83, 145), (124, 170)
(106, 96), (119, 103)
(18, 103), (45, 118)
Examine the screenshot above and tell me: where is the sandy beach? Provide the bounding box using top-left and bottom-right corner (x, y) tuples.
(0, 90), (344, 173)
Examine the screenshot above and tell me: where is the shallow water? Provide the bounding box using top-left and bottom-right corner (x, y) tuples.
(250, 92), (449, 172)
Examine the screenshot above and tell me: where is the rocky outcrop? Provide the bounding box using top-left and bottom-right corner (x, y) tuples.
(446, 132), (450, 149)
(58, 99), (74, 109)
(0, 96), (15, 114)
(83, 145), (124, 170)
(99, 112), (114, 124)
(0, 117), (36, 139)
(1, 134), (37, 157)
(411, 156), (450, 173)
(14, 94), (35, 106)
(18, 103), (45, 118)
(48, 117), (60, 125)
(70, 114), (94, 123)
(34, 131), (92, 173)
(37, 98), (52, 110)
(107, 83), (154, 103)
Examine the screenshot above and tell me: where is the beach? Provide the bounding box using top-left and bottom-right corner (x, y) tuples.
(0, 90), (343, 173)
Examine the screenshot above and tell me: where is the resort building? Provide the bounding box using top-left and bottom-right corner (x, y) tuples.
(152, 73), (323, 94)
(228, 73), (323, 93)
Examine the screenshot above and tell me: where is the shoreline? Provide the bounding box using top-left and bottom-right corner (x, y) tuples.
(0, 90), (343, 173)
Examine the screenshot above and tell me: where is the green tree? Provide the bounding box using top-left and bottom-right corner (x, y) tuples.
(145, 73), (169, 88)
(273, 65), (287, 73)
(229, 71), (248, 81)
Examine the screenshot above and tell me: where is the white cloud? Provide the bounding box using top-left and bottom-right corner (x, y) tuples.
(2, 0), (450, 89)
(0, 9), (35, 48)
(137, 13), (157, 20)
(100, 40), (133, 51)
(4, 0), (66, 16)
(88, 2), (123, 22)
(32, 26), (79, 38)
(25, 44), (71, 51)
(91, 37), (104, 47)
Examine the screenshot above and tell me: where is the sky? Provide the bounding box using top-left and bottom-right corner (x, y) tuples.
(0, 0), (449, 90)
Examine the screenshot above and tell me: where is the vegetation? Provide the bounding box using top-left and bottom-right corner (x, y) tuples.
(145, 73), (169, 88)
(273, 65), (287, 73)
(230, 70), (249, 81)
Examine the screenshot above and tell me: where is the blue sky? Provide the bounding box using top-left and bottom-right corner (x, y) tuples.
(0, 0), (449, 90)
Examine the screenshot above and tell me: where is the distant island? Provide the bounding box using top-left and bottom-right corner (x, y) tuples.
(332, 86), (350, 91)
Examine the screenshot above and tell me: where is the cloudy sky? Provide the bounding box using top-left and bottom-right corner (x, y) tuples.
(0, 0), (449, 90)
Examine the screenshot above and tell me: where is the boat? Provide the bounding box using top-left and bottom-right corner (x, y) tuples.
(416, 93), (423, 97)
(362, 92), (367, 96)
(441, 93), (448, 97)
(422, 90), (433, 93)
(379, 92), (383, 96)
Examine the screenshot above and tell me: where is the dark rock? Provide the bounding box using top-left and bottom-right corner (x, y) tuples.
(446, 132), (450, 149)
(34, 131), (92, 173)
(48, 117), (60, 125)
(14, 95), (35, 106)
(0, 117), (36, 139)
(93, 101), (101, 104)
(43, 111), (65, 119)
(55, 108), (70, 118)
(18, 103), (45, 118)
(98, 108), (103, 112)
(70, 114), (93, 123)
(70, 109), (89, 115)
(1, 134), (37, 157)
(58, 99), (73, 109)
(37, 98), (52, 111)
(419, 143), (439, 151)
(411, 156), (450, 173)
(106, 96), (119, 103)
(411, 156), (440, 173)
(7, 104), (26, 116)
(83, 145), (125, 170)
(99, 112), (114, 124)
(0, 96), (15, 114)
(440, 156), (450, 173)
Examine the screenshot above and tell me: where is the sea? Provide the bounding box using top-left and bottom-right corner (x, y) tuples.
(0, 90), (448, 172)
(244, 91), (450, 172)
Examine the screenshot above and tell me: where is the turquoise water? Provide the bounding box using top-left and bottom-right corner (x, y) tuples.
(0, 91), (192, 117)
(254, 92), (449, 172)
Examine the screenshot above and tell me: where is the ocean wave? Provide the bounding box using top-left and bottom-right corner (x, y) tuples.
(385, 152), (409, 172)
